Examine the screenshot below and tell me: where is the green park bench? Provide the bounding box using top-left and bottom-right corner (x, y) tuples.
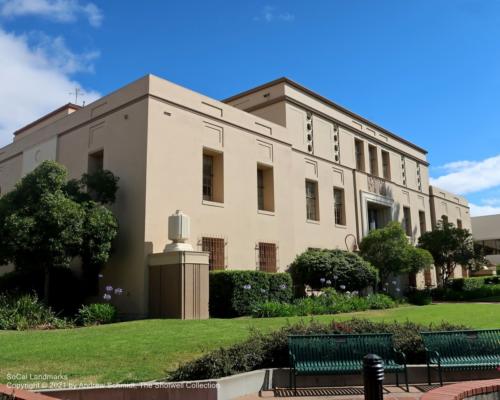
(421, 329), (500, 386)
(288, 333), (408, 393)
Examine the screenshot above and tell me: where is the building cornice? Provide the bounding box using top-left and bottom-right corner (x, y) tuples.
(223, 77), (428, 155)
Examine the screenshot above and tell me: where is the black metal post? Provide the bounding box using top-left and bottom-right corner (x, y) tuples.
(363, 353), (384, 400)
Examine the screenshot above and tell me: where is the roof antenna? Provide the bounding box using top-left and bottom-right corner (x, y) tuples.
(69, 88), (85, 105)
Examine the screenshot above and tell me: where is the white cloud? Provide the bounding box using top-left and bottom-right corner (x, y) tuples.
(470, 203), (500, 217)
(254, 5), (295, 22)
(430, 154), (500, 195)
(0, 0), (103, 27)
(0, 27), (100, 146)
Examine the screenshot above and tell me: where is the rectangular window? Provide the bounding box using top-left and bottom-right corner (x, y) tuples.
(368, 145), (378, 176)
(258, 242), (277, 272)
(88, 150), (103, 174)
(419, 211), (427, 235)
(442, 215), (449, 225)
(202, 149), (223, 203)
(403, 207), (412, 236)
(333, 187), (346, 225)
(257, 164), (274, 212)
(305, 180), (319, 221)
(202, 237), (225, 270)
(355, 139), (365, 172)
(382, 150), (391, 180)
(457, 219), (463, 229)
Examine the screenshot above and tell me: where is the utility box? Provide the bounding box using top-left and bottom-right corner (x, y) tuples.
(148, 251), (209, 319)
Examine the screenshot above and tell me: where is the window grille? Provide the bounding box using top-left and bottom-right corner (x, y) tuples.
(258, 242), (277, 272)
(202, 237), (225, 270)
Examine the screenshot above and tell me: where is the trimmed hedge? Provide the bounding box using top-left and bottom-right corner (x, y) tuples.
(252, 290), (396, 317)
(432, 284), (500, 301)
(167, 319), (467, 381)
(209, 271), (293, 317)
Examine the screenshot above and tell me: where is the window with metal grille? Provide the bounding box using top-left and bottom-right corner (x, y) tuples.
(333, 187), (346, 225)
(403, 207), (412, 236)
(203, 154), (213, 201)
(258, 242), (277, 272)
(419, 211), (427, 235)
(305, 180), (319, 221)
(202, 237), (225, 270)
(457, 219), (462, 229)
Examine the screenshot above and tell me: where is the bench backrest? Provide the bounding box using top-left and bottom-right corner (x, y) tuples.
(421, 329), (500, 358)
(288, 333), (395, 363)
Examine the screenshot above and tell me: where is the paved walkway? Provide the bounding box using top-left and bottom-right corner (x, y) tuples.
(237, 385), (429, 400)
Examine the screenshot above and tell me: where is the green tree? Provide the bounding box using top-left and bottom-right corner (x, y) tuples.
(0, 161), (119, 302)
(418, 218), (475, 287)
(359, 221), (433, 288)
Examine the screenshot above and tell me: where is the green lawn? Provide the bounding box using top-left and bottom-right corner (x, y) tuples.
(1, 303), (498, 387)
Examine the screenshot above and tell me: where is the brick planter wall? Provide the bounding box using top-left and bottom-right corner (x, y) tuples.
(422, 379), (500, 400)
(0, 384), (59, 400)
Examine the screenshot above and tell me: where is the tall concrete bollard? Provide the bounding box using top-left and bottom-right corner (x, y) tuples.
(363, 354), (384, 400)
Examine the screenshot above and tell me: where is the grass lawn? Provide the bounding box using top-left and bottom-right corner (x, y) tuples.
(1, 303), (498, 387)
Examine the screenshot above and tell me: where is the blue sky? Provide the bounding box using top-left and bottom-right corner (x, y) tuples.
(0, 0), (499, 215)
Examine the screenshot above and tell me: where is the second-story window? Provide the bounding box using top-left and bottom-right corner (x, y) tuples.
(403, 206), (412, 236)
(419, 210), (427, 234)
(305, 180), (319, 221)
(203, 154), (213, 201)
(368, 145), (378, 176)
(202, 149), (224, 203)
(333, 187), (346, 225)
(382, 150), (391, 180)
(355, 139), (365, 172)
(257, 164), (274, 212)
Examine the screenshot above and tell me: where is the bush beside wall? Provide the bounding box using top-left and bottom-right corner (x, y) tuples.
(252, 290), (395, 317)
(209, 271), (293, 317)
(168, 319), (467, 381)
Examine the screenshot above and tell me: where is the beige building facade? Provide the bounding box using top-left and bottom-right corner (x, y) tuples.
(0, 75), (471, 317)
(471, 214), (500, 266)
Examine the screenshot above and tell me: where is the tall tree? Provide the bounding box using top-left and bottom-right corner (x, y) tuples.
(359, 221), (433, 288)
(0, 161), (119, 302)
(418, 218), (475, 286)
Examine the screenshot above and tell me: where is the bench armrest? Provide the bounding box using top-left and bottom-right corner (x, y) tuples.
(288, 351), (296, 368)
(424, 347), (441, 364)
(393, 348), (407, 366)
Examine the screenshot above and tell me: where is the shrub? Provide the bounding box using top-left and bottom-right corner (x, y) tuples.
(209, 271), (292, 317)
(288, 249), (378, 293)
(252, 289), (395, 318)
(0, 293), (71, 330)
(432, 284), (500, 301)
(78, 303), (117, 326)
(0, 267), (84, 316)
(167, 319), (467, 381)
(267, 273), (293, 304)
(406, 289), (432, 306)
(449, 277), (484, 291)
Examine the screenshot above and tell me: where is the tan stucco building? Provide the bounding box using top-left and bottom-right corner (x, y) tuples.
(471, 214), (500, 266)
(0, 75), (471, 317)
